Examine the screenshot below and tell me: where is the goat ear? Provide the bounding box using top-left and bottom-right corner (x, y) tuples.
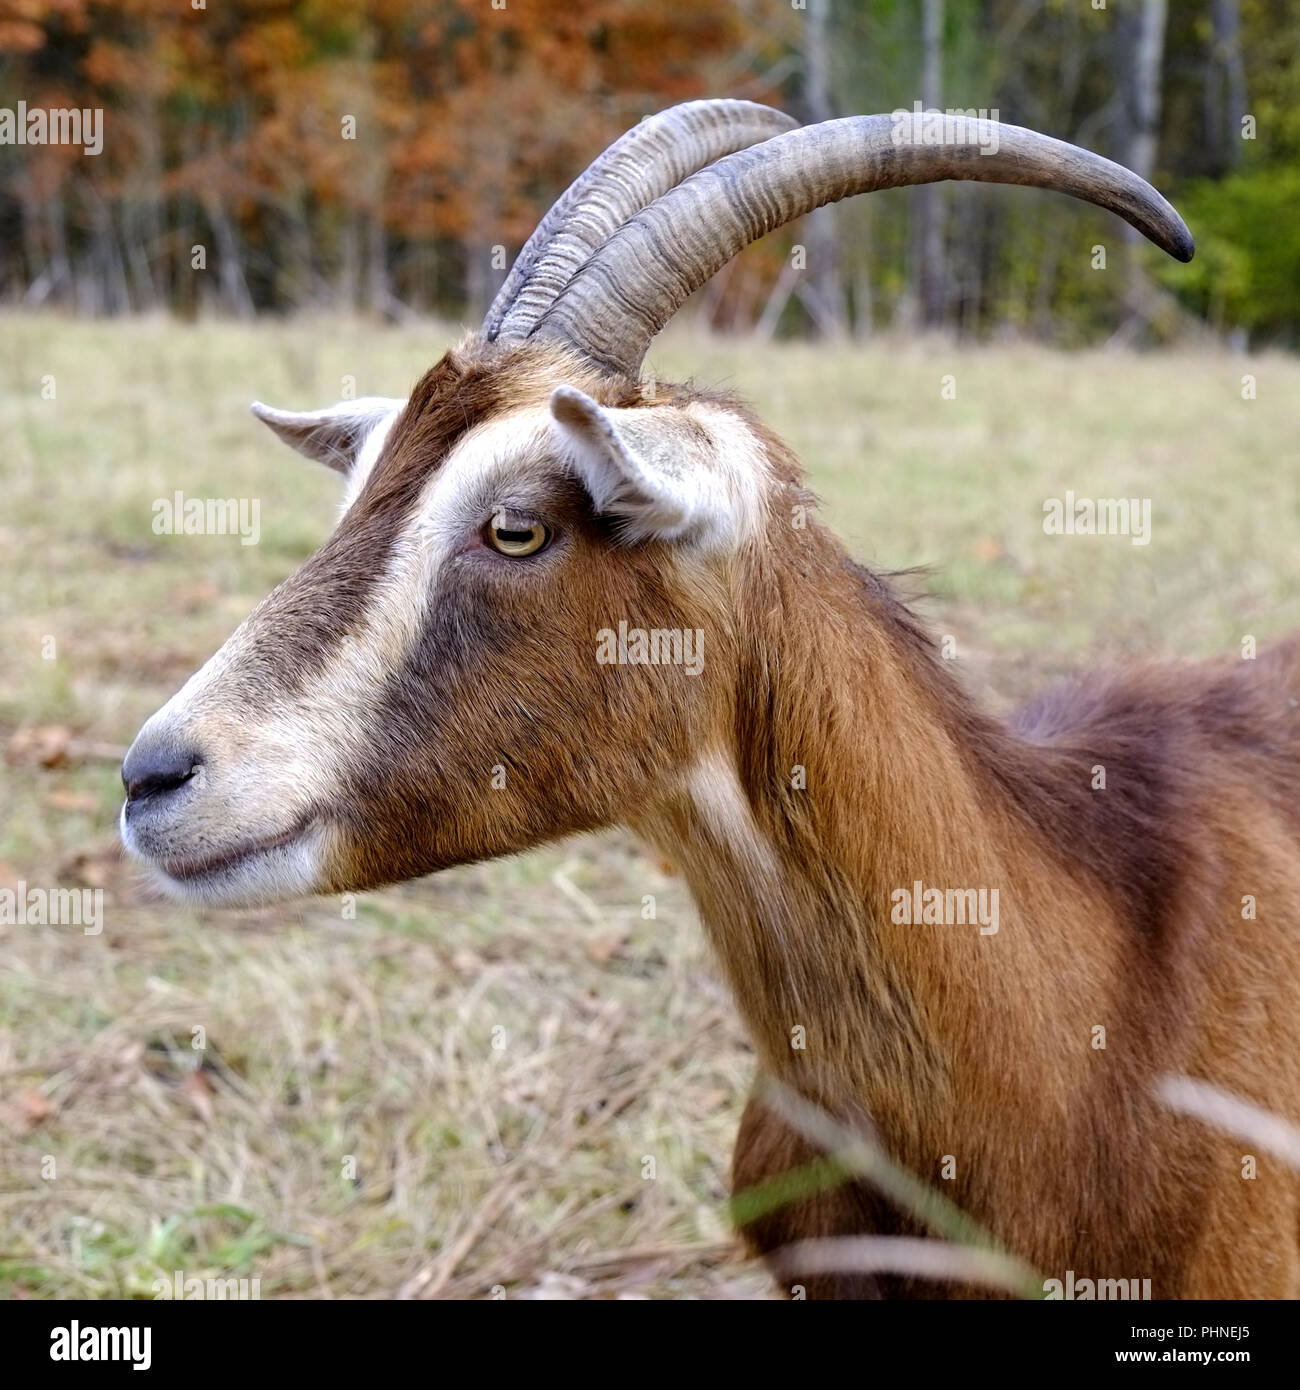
(250, 397), (405, 475)
(549, 385), (757, 549)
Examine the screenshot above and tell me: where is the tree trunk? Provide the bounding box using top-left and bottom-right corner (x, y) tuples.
(1116, 0), (1168, 344)
(800, 0), (847, 338)
(204, 192), (256, 318)
(915, 0), (946, 330)
(1205, 0), (1247, 172)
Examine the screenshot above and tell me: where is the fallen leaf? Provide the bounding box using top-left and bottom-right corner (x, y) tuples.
(4, 727), (124, 768)
(4, 1087), (56, 1134)
(586, 934), (626, 964)
(182, 1070), (215, 1124)
(692, 1089), (731, 1112)
(6, 725), (71, 768)
(60, 842), (125, 891)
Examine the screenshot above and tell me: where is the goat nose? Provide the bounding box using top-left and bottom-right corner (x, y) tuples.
(122, 741), (203, 804)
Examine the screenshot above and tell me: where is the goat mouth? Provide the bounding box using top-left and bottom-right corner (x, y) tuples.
(157, 821), (313, 883)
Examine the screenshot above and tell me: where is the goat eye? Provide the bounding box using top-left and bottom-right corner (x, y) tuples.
(487, 515), (549, 557)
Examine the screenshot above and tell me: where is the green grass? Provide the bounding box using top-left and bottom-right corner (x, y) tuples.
(1, 312), (1298, 1298)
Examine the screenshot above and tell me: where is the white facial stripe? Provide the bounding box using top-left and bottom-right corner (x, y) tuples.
(152, 399), (766, 800)
(138, 410), (547, 787)
(181, 412), (556, 814)
(414, 408), (554, 558)
(339, 403), (404, 519)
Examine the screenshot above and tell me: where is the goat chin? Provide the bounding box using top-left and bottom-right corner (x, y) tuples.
(120, 804), (327, 908)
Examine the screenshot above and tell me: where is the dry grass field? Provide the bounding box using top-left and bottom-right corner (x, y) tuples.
(1, 313), (1298, 1299)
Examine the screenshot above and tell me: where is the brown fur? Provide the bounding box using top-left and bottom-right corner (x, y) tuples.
(149, 339), (1300, 1297)
(344, 347), (1300, 1296)
(646, 421), (1300, 1299)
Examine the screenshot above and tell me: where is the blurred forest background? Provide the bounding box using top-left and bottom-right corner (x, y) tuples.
(0, 0), (1296, 347)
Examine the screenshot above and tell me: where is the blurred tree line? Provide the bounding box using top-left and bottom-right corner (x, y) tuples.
(0, 0), (1295, 345)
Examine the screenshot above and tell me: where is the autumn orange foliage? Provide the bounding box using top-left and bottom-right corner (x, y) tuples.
(0, 0), (792, 314)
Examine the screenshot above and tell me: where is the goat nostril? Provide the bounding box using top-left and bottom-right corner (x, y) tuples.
(122, 745), (203, 804)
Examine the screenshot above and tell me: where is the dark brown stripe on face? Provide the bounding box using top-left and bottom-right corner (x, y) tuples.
(220, 350), (521, 708)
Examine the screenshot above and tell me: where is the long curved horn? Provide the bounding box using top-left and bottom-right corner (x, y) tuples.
(484, 99), (798, 343)
(531, 114), (1195, 378)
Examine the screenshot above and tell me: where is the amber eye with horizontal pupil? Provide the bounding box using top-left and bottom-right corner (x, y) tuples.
(488, 515), (549, 557)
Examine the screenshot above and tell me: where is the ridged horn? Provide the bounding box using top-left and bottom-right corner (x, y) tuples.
(484, 99), (799, 343)
(531, 114), (1195, 378)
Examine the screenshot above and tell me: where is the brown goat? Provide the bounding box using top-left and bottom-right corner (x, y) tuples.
(120, 102), (1300, 1297)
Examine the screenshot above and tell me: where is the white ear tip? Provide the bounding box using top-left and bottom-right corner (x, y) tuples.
(251, 401), (305, 429)
(550, 384), (598, 423)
